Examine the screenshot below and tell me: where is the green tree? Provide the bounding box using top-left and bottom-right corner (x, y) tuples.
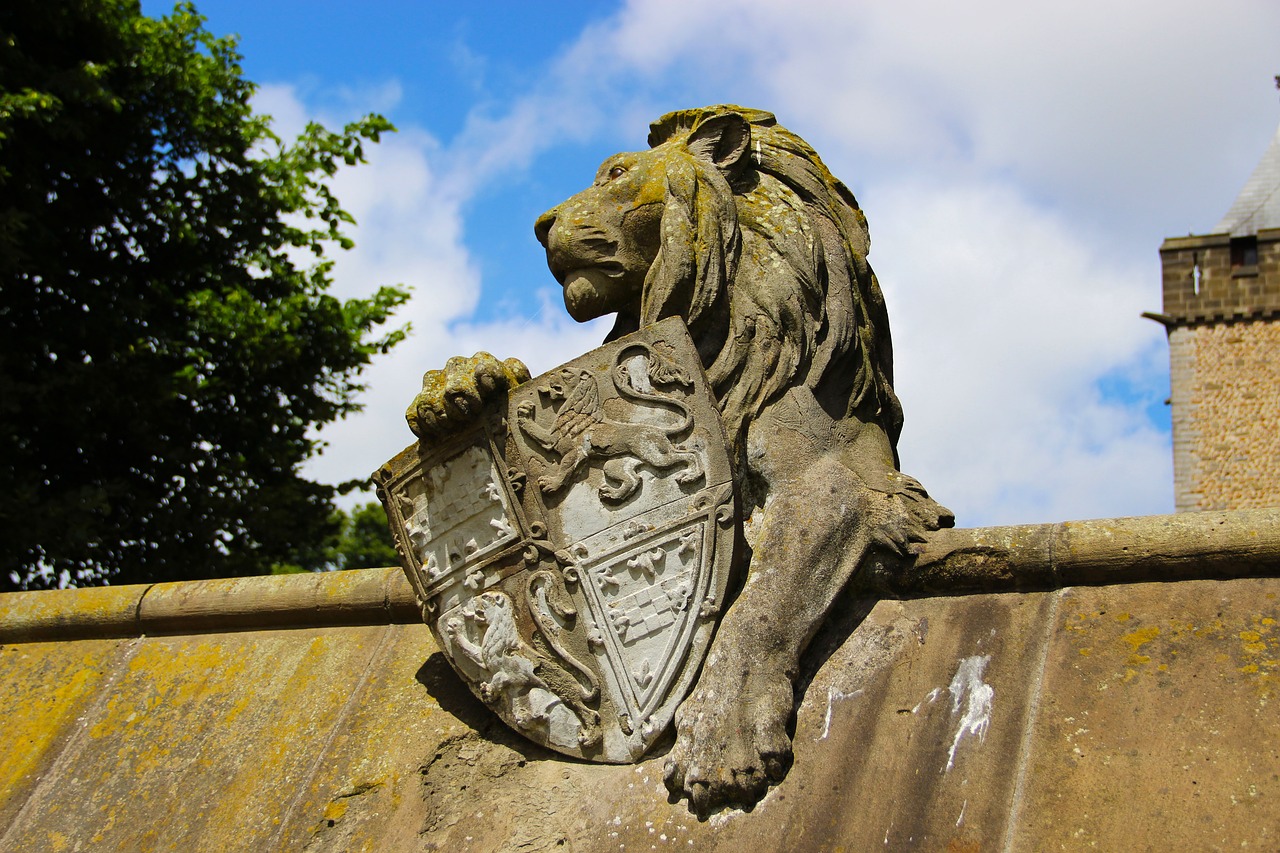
(269, 502), (398, 575)
(0, 2), (408, 589)
(329, 502), (399, 572)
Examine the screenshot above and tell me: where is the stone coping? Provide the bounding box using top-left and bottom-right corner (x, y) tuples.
(2, 508), (1277, 643)
(1160, 227), (1280, 251)
(867, 507), (1280, 595)
(0, 567), (421, 642)
(1144, 307), (1280, 329)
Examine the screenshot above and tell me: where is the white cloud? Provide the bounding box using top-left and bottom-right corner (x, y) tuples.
(252, 83), (311, 141)
(537, 0), (1279, 236)
(276, 0), (1277, 524)
(248, 86), (610, 501)
(495, 0), (1279, 524)
(871, 178), (1171, 523)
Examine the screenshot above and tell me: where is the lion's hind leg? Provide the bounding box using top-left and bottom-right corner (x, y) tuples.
(537, 663), (604, 748)
(671, 446), (703, 485)
(633, 432), (704, 487)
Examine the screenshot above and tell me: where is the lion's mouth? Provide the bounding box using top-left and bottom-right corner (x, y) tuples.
(561, 261), (625, 284)
(559, 265), (638, 322)
(546, 247), (624, 285)
(545, 230), (621, 283)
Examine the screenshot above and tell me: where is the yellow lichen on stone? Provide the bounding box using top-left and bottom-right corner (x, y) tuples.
(1240, 630), (1267, 654)
(1122, 625), (1159, 667)
(323, 798), (349, 823)
(0, 640), (122, 806)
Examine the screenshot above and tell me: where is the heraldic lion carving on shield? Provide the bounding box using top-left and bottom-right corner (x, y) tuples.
(403, 105), (954, 814)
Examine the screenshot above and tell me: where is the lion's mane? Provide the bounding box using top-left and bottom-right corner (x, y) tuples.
(604, 106), (903, 465)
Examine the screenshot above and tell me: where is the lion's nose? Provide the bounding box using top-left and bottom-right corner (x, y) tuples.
(534, 208), (557, 247)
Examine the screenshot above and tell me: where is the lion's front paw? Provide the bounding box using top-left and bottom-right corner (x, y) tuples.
(892, 472), (955, 531)
(406, 352), (531, 441)
(663, 663), (795, 816)
(864, 473), (954, 557)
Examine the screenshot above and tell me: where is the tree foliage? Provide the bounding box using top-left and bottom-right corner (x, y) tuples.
(0, 2), (408, 588)
(268, 502), (399, 575)
(328, 502), (400, 573)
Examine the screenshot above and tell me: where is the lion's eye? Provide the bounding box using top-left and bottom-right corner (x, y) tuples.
(607, 166), (627, 181)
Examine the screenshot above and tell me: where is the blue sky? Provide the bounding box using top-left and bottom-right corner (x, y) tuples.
(146, 0), (1280, 526)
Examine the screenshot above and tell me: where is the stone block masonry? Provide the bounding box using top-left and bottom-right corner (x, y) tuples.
(1159, 228), (1280, 323)
(1158, 227), (1280, 510)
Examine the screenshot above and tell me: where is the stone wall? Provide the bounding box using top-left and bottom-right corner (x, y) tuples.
(1169, 321), (1280, 511)
(1159, 227), (1280, 511)
(2, 512), (1279, 852)
(1159, 228), (1280, 322)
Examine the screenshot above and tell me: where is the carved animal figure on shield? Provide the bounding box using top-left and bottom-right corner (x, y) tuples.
(516, 354), (704, 502)
(405, 105), (954, 814)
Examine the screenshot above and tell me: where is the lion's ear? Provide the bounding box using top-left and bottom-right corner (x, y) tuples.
(686, 112), (752, 177)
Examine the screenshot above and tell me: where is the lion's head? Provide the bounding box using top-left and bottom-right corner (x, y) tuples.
(535, 105), (902, 463)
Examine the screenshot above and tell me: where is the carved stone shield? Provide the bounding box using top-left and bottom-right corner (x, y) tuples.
(374, 317), (736, 763)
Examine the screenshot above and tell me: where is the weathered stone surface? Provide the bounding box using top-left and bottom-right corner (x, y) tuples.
(3, 564), (1278, 851)
(0, 638), (125, 832)
(0, 584), (146, 640)
(869, 508), (1280, 594)
(3, 627), (397, 850)
(0, 568), (419, 642)
(1008, 579), (1280, 851)
(1167, 319), (1280, 511)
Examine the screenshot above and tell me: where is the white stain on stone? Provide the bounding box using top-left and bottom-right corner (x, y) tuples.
(819, 686), (864, 740)
(946, 655), (994, 772)
(912, 687), (943, 714)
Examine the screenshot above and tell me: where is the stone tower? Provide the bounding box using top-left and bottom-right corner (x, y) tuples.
(1150, 122), (1280, 511)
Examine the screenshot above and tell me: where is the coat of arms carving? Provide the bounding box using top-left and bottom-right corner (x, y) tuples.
(374, 317), (735, 762)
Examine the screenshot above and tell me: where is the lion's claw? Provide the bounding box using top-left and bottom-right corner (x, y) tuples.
(889, 471), (955, 531)
(863, 471), (955, 558)
(406, 352), (530, 441)
(664, 663), (795, 816)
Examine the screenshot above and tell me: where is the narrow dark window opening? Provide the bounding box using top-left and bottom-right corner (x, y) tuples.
(1230, 235), (1258, 271)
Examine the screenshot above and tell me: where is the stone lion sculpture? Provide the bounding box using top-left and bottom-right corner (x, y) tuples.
(406, 105), (953, 813)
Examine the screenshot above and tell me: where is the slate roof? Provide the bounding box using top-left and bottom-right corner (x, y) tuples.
(1214, 121), (1280, 236)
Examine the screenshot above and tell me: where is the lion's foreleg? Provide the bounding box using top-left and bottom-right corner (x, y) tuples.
(713, 455), (871, 673)
(539, 444), (586, 493)
(519, 415), (558, 453)
(664, 454), (872, 814)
